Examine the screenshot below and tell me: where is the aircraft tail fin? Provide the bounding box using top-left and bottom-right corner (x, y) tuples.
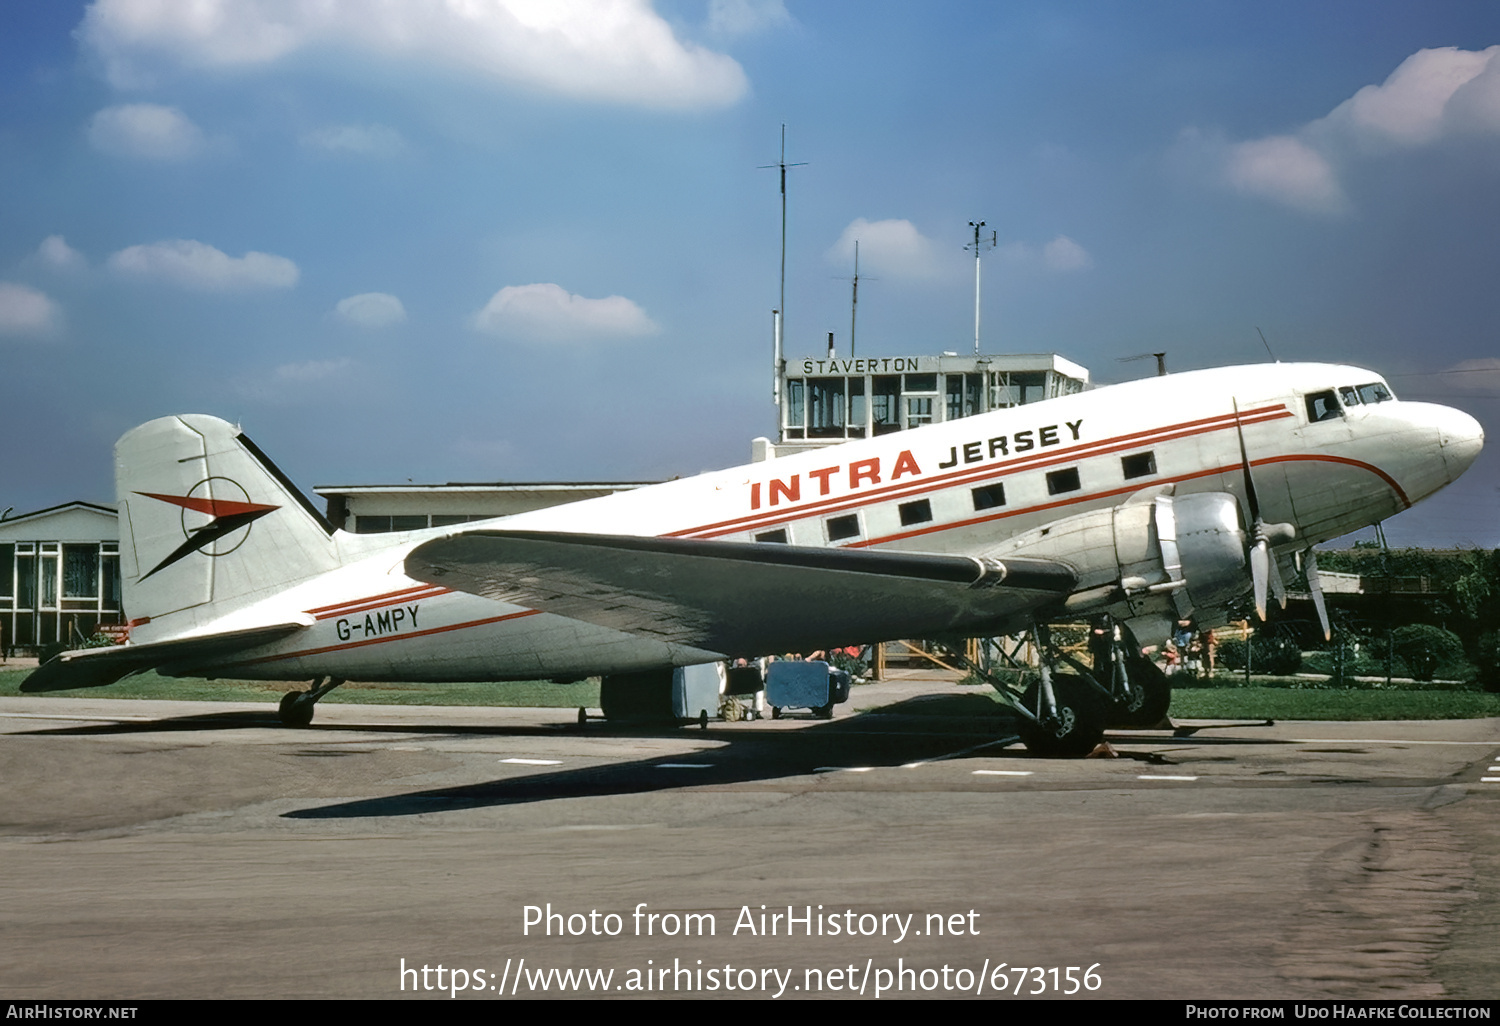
(115, 415), (342, 636)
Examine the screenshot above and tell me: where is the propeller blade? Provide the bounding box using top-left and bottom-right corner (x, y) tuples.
(1270, 552), (1287, 609)
(1251, 540), (1269, 620)
(1306, 550), (1331, 641)
(1232, 399), (1261, 522)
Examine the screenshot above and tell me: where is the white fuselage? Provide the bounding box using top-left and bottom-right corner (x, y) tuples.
(176, 363), (1483, 682)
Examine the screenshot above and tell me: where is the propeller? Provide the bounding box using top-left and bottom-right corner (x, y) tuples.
(1305, 549), (1332, 641)
(1233, 400), (1296, 620)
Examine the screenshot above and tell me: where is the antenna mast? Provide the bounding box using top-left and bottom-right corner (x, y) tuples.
(760, 126), (806, 414)
(966, 221), (997, 354)
(850, 241), (860, 357)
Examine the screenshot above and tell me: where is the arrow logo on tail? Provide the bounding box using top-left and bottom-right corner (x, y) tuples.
(137, 491), (280, 580)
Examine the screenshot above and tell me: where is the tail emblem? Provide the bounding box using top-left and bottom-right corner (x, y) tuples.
(137, 478), (280, 579)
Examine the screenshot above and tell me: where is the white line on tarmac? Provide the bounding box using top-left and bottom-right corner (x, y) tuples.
(814, 766), (874, 773)
(972, 770), (1034, 776)
(500, 758), (562, 765)
(1138, 775), (1199, 781)
(1289, 737), (1498, 746)
(1481, 778), (1500, 783)
(0, 711), (155, 722)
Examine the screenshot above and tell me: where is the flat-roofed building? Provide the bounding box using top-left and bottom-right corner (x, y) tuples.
(764, 351), (1089, 459)
(313, 482), (655, 534)
(0, 502), (121, 656)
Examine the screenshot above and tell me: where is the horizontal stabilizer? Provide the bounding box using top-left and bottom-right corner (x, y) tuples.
(20, 623), (309, 693)
(406, 531), (1077, 656)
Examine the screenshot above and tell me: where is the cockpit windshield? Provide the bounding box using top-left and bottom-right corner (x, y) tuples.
(1356, 381), (1393, 404)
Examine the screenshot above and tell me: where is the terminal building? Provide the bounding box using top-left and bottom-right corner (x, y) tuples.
(761, 352), (1089, 459)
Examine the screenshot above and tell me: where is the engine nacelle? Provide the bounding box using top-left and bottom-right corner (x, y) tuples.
(986, 492), (1253, 647)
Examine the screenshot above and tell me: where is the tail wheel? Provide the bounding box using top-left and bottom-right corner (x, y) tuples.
(1017, 673), (1106, 757)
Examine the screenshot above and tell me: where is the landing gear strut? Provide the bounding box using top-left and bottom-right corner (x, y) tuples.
(277, 676), (345, 728)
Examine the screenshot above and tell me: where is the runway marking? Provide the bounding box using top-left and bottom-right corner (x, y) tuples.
(1138, 775), (1199, 781)
(1481, 778), (1500, 783)
(972, 769), (1034, 776)
(500, 758), (562, 766)
(815, 766), (874, 773)
(1289, 737), (1497, 746)
(0, 711), (157, 722)
(656, 763), (713, 769)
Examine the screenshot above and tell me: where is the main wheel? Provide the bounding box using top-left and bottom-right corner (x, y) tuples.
(278, 691), (315, 729)
(1017, 673), (1106, 756)
(1109, 653), (1172, 728)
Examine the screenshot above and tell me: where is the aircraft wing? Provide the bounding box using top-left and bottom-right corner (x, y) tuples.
(20, 622), (309, 693)
(406, 530), (1078, 656)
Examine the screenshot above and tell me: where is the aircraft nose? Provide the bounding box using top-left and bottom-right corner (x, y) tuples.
(1436, 405), (1485, 481)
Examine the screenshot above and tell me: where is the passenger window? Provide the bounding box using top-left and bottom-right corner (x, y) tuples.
(1046, 468), (1081, 495)
(754, 528), (788, 544)
(1121, 452), (1156, 479)
(1357, 382), (1393, 404)
(1304, 390), (1342, 422)
(972, 483), (1006, 511)
(898, 499), (932, 526)
(1339, 386), (1360, 407)
(826, 514), (861, 542)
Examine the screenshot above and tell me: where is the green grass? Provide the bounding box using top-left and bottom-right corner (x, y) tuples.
(1166, 687), (1500, 720)
(0, 668), (600, 708)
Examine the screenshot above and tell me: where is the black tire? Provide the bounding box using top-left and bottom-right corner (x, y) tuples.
(771, 706), (781, 720)
(699, 709), (709, 730)
(815, 703), (834, 720)
(278, 691), (314, 729)
(1109, 653), (1172, 728)
(1017, 673), (1106, 756)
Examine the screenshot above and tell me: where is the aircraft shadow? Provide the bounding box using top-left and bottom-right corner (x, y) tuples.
(281, 694), (1290, 819)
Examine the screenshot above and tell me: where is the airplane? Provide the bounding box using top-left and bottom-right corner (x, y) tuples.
(22, 361), (1484, 755)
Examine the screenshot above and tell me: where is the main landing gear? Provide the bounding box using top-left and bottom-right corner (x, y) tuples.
(277, 676), (345, 728)
(953, 618), (1173, 756)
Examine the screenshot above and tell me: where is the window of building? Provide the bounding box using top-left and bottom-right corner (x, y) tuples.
(847, 377), (866, 438)
(754, 528), (788, 544)
(784, 378), (805, 439)
(1121, 452), (1156, 479)
(808, 377), (847, 439)
(905, 396), (933, 429)
(1046, 468), (1081, 495)
(972, 482), (1006, 511)
(826, 514), (861, 542)
(62, 546), (98, 599)
(898, 499), (933, 526)
(0, 544), (11, 602)
(872, 376), (901, 435)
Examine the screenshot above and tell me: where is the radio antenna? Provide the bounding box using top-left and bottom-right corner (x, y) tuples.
(966, 221), (997, 354)
(759, 125), (807, 410)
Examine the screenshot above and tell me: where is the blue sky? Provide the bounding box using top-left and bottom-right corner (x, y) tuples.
(2, 1), (1497, 547)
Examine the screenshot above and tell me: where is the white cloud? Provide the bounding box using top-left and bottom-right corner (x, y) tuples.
(1322, 46), (1500, 148)
(35, 235), (87, 272)
(335, 292), (406, 328)
(826, 218), (941, 279)
(80, 0), (748, 110)
(1195, 46), (1500, 214)
(1223, 134), (1346, 213)
(1041, 235), (1094, 272)
(471, 283), (657, 342)
(303, 124), (406, 157)
(106, 239), (299, 290)
(706, 0), (792, 38)
(0, 283), (61, 335)
(87, 103), (204, 160)
(997, 236), (1095, 273)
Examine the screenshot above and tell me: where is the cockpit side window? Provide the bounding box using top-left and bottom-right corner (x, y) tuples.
(1356, 382), (1393, 404)
(1305, 390), (1342, 422)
